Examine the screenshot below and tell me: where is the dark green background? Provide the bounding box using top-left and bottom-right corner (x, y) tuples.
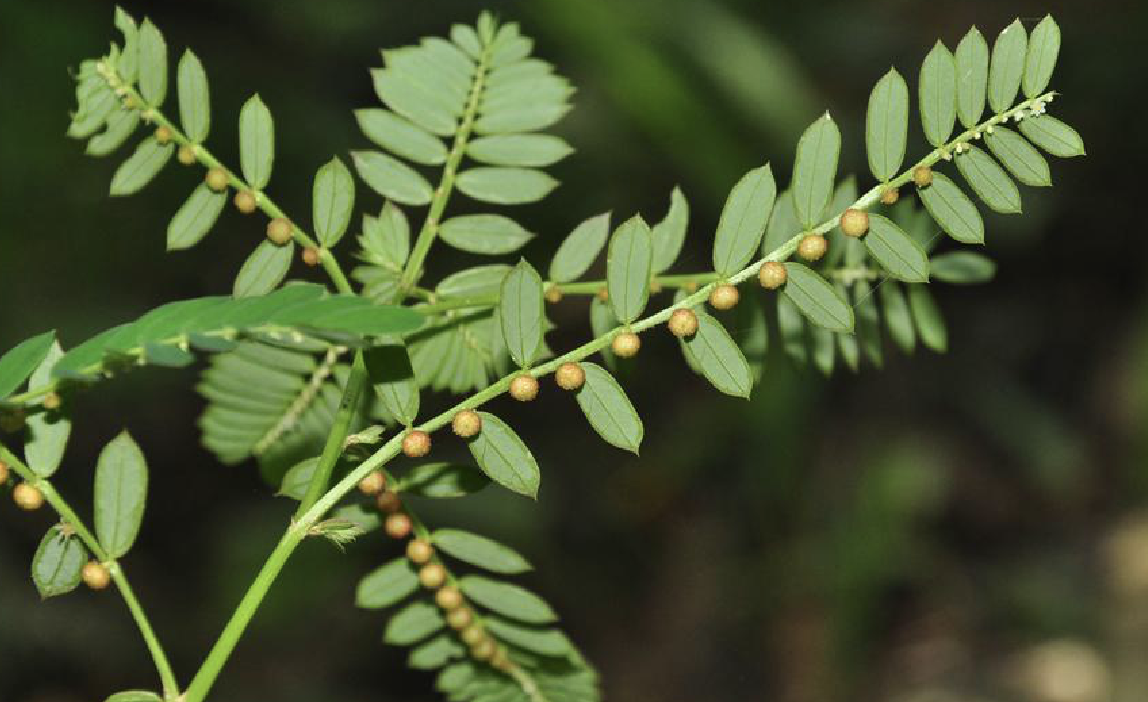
(2, 1), (1145, 700)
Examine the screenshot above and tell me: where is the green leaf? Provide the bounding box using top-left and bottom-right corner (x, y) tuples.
(233, 241), (294, 297)
(988, 19), (1027, 114)
(880, 283), (916, 353)
(929, 251), (996, 284)
(575, 362), (643, 454)
(499, 260), (544, 368)
(137, 20), (167, 106)
(86, 107), (141, 157)
(440, 215), (533, 256)
(352, 150), (433, 206)
(467, 412), (540, 498)
(919, 41), (957, 147)
(459, 575), (556, 624)
(908, 285), (947, 352)
(456, 167), (557, 205)
(24, 343), (70, 478)
(485, 618), (572, 658)
(467, 134), (572, 168)
(409, 634), (464, 670)
(365, 343), (420, 426)
(781, 263), (854, 332)
(437, 265), (511, 298)
(954, 144), (1022, 213)
(360, 202), (410, 270)
(917, 173), (984, 244)
(177, 50), (210, 143)
(681, 313), (753, 398)
(109, 138), (173, 196)
(397, 463), (490, 498)
(239, 95), (274, 189)
(31, 526), (86, 599)
(549, 212), (611, 284)
(1018, 115), (1085, 158)
(0, 330), (56, 399)
(791, 113), (841, 229)
(712, 165), (776, 275)
(776, 294), (807, 366)
(357, 557), (419, 609)
(167, 184), (227, 251)
(93, 432), (148, 559)
(955, 27), (989, 128)
(651, 187), (689, 274)
(277, 458), (318, 500)
(810, 326), (836, 376)
(761, 190), (799, 255)
(371, 69), (457, 138)
(590, 297), (618, 371)
(864, 214), (930, 283)
(113, 8), (139, 83)
(432, 528), (531, 574)
(606, 215), (653, 324)
(1024, 16), (1060, 98)
(866, 69), (909, 182)
(984, 125), (1051, 186)
(313, 157), (355, 247)
(105, 692), (163, 702)
(385, 601), (445, 645)
(355, 108), (447, 166)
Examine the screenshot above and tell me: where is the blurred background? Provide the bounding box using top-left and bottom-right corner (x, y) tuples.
(1, 0), (1144, 701)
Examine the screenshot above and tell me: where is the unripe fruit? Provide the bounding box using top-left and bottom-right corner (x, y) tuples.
(554, 362), (585, 391)
(840, 208), (869, 238)
(42, 392), (61, 411)
(490, 647), (510, 670)
(82, 561), (111, 590)
(154, 126), (173, 145)
(611, 331), (641, 358)
(758, 262), (787, 290)
(447, 607), (473, 630)
(419, 563), (447, 589)
(376, 491), (402, 514)
(797, 234), (828, 262)
(358, 470), (386, 496)
(461, 624), (484, 646)
(435, 585), (463, 611)
(234, 190), (258, 214)
(0, 461), (8, 484)
(880, 187), (900, 205)
(509, 374), (539, 402)
(177, 145), (197, 165)
(596, 287), (609, 302)
(668, 308), (699, 338)
(384, 513), (412, 539)
(402, 430), (431, 458)
(451, 410), (482, 438)
(266, 218), (294, 246)
(708, 284), (739, 311)
(544, 286), (562, 304)
(302, 247), (321, 267)
(123, 95), (140, 110)
(913, 165), (934, 188)
(205, 167), (229, 192)
(13, 483), (44, 511)
(471, 638), (495, 661)
(407, 539), (434, 565)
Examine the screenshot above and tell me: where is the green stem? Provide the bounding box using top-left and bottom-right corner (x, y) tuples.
(0, 446), (180, 700)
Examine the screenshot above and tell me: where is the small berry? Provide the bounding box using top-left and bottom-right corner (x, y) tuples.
(266, 218), (294, 246)
(708, 284), (739, 311)
(435, 585), (463, 610)
(402, 430), (431, 458)
(13, 483), (44, 511)
(596, 287), (609, 302)
(357, 470), (386, 496)
(509, 374), (539, 402)
(612, 331), (641, 358)
(683, 280), (699, 294)
(419, 563), (447, 589)
(42, 392), (61, 411)
(205, 167), (229, 192)
(490, 647), (510, 670)
(123, 95), (140, 110)
(234, 190), (258, 214)
(649, 280), (664, 294)
(880, 187), (900, 205)
(0, 460), (8, 484)
(797, 234), (828, 262)
(407, 539), (434, 565)
(461, 624), (485, 647)
(376, 491), (402, 514)
(554, 362), (585, 391)
(544, 286), (562, 304)
(302, 247), (321, 267)
(82, 561), (111, 591)
(913, 165), (934, 188)
(154, 126), (173, 145)
(177, 145), (197, 165)
(447, 607), (473, 630)
(384, 513), (412, 539)
(451, 410), (482, 438)
(471, 638), (496, 661)
(758, 262), (787, 290)
(667, 308), (699, 338)
(840, 208), (869, 238)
